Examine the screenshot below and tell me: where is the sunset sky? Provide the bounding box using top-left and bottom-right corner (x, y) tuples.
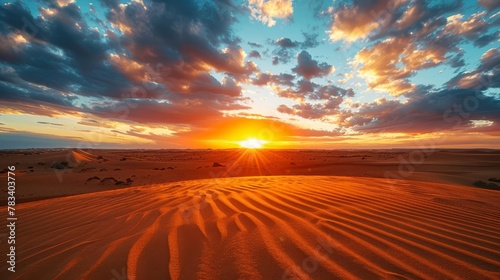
(0, 0), (499, 149)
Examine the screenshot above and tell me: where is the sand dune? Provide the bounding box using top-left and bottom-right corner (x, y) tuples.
(2, 149), (500, 203)
(1, 176), (499, 279)
(71, 149), (101, 163)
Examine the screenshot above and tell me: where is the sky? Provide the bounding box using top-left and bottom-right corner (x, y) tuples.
(0, 0), (499, 149)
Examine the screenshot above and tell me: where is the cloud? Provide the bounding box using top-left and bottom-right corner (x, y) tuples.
(354, 37), (415, 96)
(251, 72), (295, 87)
(328, 0), (399, 42)
(1, 0), (498, 147)
(248, 41), (263, 48)
(443, 12), (488, 41)
(337, 87), (500, 134)
(276, 37), (298, 48)
(86, 92), (250, 126)
(448, 52), (466, 68)
(301, 32), (321, 49)
(276, 79), (354, 100)
(375, 0), (463, 40)
(174, 115), (341, 145)
(248, 0), (293, 27)
(277, 100), (341, 120)
(37, 121), (64, 126)
(248, 50), (262, 59)
(276, 80), (354, 119)
(353, 8), (496, 96)
(0, 2), (141, 100)
(478, 0), (500, 12)
(447, 48), (500, 90)
(102, 0), (257, 81)
(271, 33), (321, 63)
(56, 0), (75, 7)
(292, 50), (334, 80)
(274, 62), (500, 134)
(328, 0), (462, 42)
(236, 112), (279, 120)
(0, 131), (84, 149)
(275, 33), (321, 49)
(474, 30), (500, 47)
(0, 0), (254, 135)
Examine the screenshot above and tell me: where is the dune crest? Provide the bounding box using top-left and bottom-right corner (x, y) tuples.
(1, 176), (499, 280)
(71, 149), (101, 163)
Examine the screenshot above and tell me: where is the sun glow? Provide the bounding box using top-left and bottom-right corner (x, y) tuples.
(238, 138), (267, 149)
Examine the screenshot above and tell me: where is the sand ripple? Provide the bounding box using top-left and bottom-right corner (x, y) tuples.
(1, 176), (499, 280)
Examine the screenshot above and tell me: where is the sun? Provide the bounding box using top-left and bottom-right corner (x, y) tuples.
(238, 138), (267, 149)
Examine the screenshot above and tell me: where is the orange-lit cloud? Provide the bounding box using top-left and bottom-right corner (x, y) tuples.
(1, 0), (499, 150)
(354, 37), (415, 95)
(328, 0), (402, 42)
(56, 0), (74, 7)
(248, 0), (294, 27)
(443, 12), (488, 40)
(109, 53), (145, 82)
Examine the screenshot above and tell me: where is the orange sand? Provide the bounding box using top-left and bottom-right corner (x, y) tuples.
(1, 176), (499, 279)
(1, 148), (500, 203)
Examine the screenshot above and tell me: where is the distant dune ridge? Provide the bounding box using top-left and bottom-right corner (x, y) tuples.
(1, 176), (499, 279)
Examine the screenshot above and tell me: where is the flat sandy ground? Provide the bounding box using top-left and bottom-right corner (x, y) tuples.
(0, 149), (499, 279)
(0, 148), (499, 202)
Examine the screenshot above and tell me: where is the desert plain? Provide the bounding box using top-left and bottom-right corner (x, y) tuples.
(0, 148), (499, 279)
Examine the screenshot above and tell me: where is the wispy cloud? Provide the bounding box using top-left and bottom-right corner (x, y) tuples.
(37, 121), (64, 126)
